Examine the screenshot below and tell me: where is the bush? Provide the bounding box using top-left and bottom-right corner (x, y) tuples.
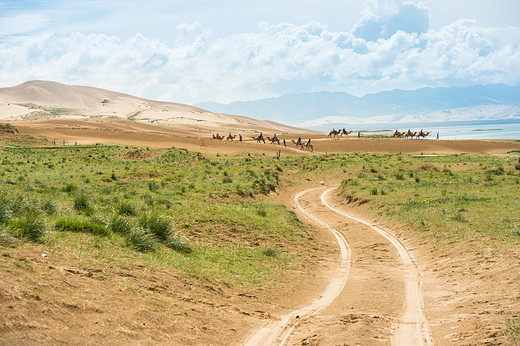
(73, 193), (90, 212)
(9, 212), (47, 242)
(148, 181), (160, 192)
(165, 235), (192, 254)
(140, 213), (171, 241)
(63, 183), (77, 192)
(42, 200), (57, 215)
(262, 247), (278, 257)
(395, 173), (405, 180)
(126, 228), (156, 252)
(109, 214), (133, 235)
(257, 207), (267, 217)
(116, 201), (137, 216)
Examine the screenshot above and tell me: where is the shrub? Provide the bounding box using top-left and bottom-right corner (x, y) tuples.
(165, 235), (192, 254)
(116, 201), (137, 216)
(42, 200), (57, 215)
(0, 229), (17, 247)
(63, 183), (77, 192)
(395, 173), (405, 180)
(109, 214), (133, 235)
(257, 207), (267, 217)
(140, 213), (171, 241)
(262, 247), (278, 257)
(126, 228), (156, 252)
(73, 193), (90, 212)
(148, 181), (160, 191)
(9, 212), (46, 242)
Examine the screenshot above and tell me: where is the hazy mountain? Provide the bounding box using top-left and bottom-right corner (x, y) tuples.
(195, 84), (520, 128)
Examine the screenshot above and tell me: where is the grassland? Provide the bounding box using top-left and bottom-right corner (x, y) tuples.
(334, 152), (520, 250)
(1, 144), (519, 342)
(0, 145), (312, 288)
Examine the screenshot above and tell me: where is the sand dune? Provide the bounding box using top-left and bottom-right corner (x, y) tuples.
(0, 80), (310, 135)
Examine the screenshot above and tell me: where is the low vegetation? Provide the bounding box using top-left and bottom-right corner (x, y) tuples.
(1, 143), (519, 341)
(336, 153), (520, 251)
(0, 145), (308, 287)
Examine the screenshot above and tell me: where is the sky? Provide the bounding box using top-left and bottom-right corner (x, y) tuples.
(0, 0), (519, 105)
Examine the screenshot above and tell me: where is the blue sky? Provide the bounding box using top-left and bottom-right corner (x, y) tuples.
(1, 0), (519, 104)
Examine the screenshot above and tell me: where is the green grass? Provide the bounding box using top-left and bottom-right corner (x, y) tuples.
(506, 317), (520, 344)
(1, 145), (518, 287)
(0, 145), (308, 287)
(337, 153), (520, 249)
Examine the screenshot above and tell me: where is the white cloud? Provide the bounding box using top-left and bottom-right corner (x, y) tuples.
(353, 0), (429, 41)
(0, 1), (519, 105)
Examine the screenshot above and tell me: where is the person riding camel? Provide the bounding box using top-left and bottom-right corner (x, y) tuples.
(296, 136), (302, 146)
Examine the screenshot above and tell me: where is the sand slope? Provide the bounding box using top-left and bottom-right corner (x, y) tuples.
(0, 80), (311, 135)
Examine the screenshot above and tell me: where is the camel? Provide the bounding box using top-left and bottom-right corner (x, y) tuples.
(212, 134), (224, 140)
(252, 134), (265, 143)
(226, 134), (236, 141)
(340, 129), (353, 137)
(405, 131), (417, 139)
(266, 136), (281, 145)
(305, 141), (314, 151)
(393, 131), (405, 138)
(416, 131), (430, 139)
(328, 129), (340, 139)
(291, 139), (304, 149)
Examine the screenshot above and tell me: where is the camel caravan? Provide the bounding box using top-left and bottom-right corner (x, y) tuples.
(328, 128), (353, 139)
(393, 129), (431, 139)
(211, 132), (314, 151)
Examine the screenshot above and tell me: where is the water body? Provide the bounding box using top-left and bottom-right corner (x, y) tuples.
(317, 119), (520, 140)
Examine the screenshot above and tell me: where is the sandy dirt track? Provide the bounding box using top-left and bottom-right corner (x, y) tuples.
(245, 187), (435, 345)
(244, 188), (352, 345)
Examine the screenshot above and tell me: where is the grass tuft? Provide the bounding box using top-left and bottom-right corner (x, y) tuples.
(55, 217), (109, 236)
(126, 227), (156, 252)
(9, 212), (47, 242)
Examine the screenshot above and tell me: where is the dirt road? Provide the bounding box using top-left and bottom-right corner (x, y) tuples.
(244, 187), (433, 345)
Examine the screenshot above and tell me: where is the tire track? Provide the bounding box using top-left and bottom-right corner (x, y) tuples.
(244, 188), (352, 346)
(321, 187), (433, 345)
(244, 186), (432, 345)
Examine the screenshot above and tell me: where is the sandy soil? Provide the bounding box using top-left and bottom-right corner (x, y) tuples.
(1, 110), (520, 344)
(3, 118), (520, 157)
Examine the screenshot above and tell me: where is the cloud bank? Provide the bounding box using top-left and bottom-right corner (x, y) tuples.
(0, 0), (519, 104)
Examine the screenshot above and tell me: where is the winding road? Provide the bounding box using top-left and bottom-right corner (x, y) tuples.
(244, 187), (433, 345)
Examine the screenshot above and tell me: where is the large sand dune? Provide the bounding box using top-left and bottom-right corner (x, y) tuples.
(0, 80), (310, 135)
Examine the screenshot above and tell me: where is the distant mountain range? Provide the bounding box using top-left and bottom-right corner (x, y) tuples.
(195, 84), (520, 130)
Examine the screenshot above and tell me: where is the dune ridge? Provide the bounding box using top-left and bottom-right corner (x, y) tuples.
(0, 80), (310, 135)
